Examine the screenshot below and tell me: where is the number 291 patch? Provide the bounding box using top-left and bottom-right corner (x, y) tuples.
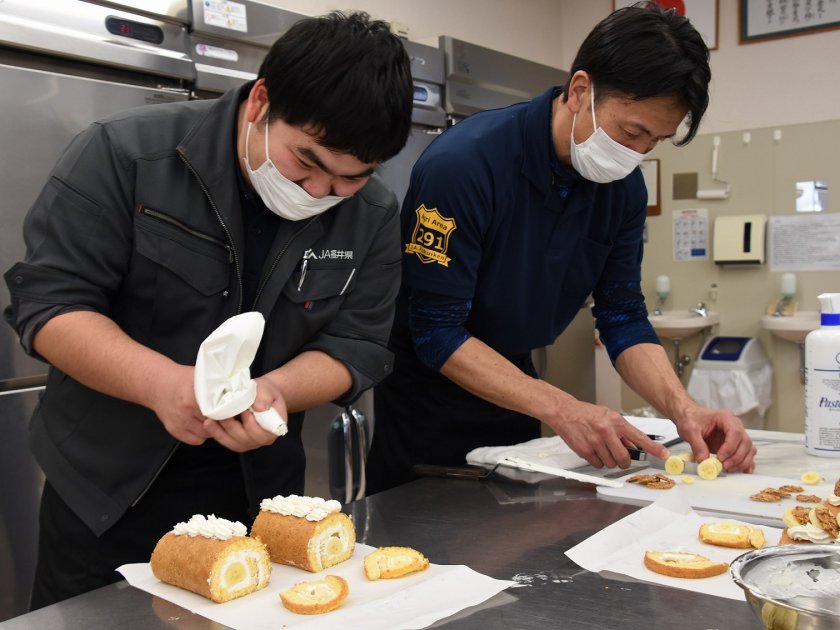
(404, 204), (457, 267)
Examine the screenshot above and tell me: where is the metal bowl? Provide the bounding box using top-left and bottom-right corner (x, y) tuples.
(730, 544), (840, 629)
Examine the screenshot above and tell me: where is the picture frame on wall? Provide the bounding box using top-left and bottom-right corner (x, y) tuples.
(740, 0), (840, 44)
(640, 159), (660, 217)
(612, 0), (718, 50)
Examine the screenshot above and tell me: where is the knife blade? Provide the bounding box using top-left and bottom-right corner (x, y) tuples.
(498, 457), (624, 488)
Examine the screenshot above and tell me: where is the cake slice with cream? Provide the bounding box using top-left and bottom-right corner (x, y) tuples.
(250, 494), (355, 572)
(150, 514), (271, 603)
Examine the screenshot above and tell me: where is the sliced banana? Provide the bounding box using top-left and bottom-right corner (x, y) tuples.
(801, 471), (824, 485)
(782, 507), (801, 529)
(697, 458), (720, 481)
(677, 451), (696, 463)
(709, 455), (724, 473)
(665, 455), (685, 475)
(681, 475), (695, 485)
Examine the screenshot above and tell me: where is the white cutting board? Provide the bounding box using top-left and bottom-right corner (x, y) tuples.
(597, 468), (836, 527)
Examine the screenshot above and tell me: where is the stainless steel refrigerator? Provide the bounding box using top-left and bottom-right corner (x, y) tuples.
(0, 0), (194, 619)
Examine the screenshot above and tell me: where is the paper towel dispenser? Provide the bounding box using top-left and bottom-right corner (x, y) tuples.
(713, 214), (767, 265)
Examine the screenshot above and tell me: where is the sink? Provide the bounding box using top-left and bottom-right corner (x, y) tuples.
(761, 311), (820, 344)
(648, 310), (720, 341)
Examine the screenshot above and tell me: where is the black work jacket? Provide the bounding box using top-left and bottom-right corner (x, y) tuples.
(4, 83), (401, 535)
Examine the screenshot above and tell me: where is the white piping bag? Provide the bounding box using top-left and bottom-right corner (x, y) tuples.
(194, 312), (287, 436)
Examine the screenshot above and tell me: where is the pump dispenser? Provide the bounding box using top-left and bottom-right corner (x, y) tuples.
(804, 293), (840, 457)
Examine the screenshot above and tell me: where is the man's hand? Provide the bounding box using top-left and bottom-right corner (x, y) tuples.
(676, 406), (756, 473)
(545, 400), (669, 469)
(147, 363), (209, 445)
(202, 376), (289, 452)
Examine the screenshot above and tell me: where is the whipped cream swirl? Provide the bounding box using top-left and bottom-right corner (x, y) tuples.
(172, 514), (247, 540)
(259, 494), (342, 522)
(788, 523), (837, 544)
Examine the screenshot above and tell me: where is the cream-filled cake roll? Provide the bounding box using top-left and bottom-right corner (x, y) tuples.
(251, 495), (355, 572)
(150, 514), (271, 603)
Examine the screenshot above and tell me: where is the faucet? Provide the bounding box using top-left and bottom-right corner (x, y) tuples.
(653, 296), (666, 316)
(773, 295), (791, 317)
(689, 302), (707, 318)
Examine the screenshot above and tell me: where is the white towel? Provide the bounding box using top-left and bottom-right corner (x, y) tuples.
(194, 312), (287, 436)
(466, 436), (588, 470)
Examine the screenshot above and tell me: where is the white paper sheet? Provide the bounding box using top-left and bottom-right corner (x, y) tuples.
(118, 543), (513, 630)
(565, 493), (783, 600)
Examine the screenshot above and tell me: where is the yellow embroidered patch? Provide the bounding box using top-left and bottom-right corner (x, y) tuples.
(404, 204), (457, 267)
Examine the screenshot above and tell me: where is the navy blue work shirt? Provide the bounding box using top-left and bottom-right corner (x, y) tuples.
(399, 86), (658, 359)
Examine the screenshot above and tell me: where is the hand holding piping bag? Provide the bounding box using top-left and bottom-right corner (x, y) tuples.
(194, 312), (288, 437)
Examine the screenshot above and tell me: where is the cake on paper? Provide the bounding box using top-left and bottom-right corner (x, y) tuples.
(150, 514), (271, 603)
(251, 494), (356, 572)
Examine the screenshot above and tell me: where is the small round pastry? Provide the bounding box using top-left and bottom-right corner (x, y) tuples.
(643, 551), (728, 578)
(698, 521), (764, 549)
(364, 546), (430, 580)
(280, 575), (349, 615)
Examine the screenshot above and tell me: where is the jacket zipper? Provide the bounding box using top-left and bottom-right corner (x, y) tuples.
(177, 152), (243, 314)
(139, 206), (234, 263)
(131, 155), (246, 508)
(131, 442), (179, 507)
(252, 216), (318, 309)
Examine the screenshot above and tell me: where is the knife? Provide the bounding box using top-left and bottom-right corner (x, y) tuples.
(498, 457), (624, 488)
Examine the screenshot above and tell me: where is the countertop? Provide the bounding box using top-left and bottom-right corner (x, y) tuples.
(2, 430), (833, 630)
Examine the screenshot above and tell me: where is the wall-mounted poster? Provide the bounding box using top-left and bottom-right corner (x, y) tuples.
(740, 0), (840, 43)
(613, 0), (719, 50)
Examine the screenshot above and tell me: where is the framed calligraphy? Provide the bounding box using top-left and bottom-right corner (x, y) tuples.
(740, 0), (840, 43)
(613, 0), (719, 50)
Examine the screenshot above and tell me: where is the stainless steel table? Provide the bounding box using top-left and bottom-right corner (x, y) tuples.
(0, 473), (762, 629)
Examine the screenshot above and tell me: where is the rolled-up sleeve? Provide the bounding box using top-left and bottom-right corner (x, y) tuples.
(299, 196), (403, 405)
(4, 122), (133, 357)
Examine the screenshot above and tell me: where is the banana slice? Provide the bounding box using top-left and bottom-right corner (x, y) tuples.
(681, 475), (696, 485)
(678, 452), (696, 463)
(665, 455), (685, 475)
(697, 458), (720, 481)
(801, 471), (824, 485)
(709, 455), (724, 473)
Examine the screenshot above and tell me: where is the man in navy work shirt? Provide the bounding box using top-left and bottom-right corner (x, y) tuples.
(367, 4), (757, 494)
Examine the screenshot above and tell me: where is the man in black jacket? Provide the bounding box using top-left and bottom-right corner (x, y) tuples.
(4, 11), (412, 608)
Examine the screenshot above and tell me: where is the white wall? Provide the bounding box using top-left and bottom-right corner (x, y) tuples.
(261, 0), (567, 64)
(264, 0), (840, 133)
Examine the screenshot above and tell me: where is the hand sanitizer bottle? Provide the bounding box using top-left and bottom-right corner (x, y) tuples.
(805, 293), (840, 457)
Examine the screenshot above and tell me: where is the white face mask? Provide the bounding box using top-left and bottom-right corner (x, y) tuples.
(570, 86), (646, 184)
(243, 120), (346, 220)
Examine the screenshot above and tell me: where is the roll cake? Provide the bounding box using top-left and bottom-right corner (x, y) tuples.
(280, 574), (349, 614)
(150, 514), (271, 603)
(364, 546), (429, 580)
(251, 495), (355, 572)
(643, 551), (728, 579)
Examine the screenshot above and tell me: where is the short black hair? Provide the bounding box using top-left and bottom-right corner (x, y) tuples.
(258, 11), (413, 164)
(563, 2), (710, 145)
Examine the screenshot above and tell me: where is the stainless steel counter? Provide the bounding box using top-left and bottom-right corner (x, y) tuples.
(0, 472), (764, 630)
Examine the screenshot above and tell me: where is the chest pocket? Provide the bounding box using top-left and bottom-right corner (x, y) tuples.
(282, 262), (358, 304)
(135, 208), (231, 296)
